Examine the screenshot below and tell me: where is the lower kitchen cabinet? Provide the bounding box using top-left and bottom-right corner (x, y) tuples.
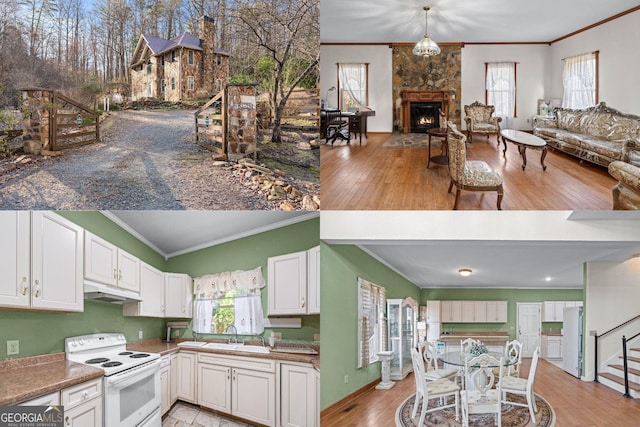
(278, 363), (318, 427)
(542, 335), (563, 360)
(197, 353), (276, 427)
(177, 351), (197, 403)
(63, 397), (102, 427)
(161, 357), (171, 415)
(170, 354), (179, 406)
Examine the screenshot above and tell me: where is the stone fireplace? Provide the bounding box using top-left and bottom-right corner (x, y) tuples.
(401, 90), (449, 134)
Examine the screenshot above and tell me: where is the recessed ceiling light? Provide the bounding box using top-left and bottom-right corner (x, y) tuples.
(458, 268), (472, 277)
(545, 277), (552, 282)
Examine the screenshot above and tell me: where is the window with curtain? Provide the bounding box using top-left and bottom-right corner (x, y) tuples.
(562, 52), (598, 109)
(358, 278), (387, 368)
(486, 62), (516, 117)
(338, 63), (368, 111)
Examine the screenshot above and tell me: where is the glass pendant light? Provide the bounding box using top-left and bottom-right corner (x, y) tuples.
(412, 6), (441, 57)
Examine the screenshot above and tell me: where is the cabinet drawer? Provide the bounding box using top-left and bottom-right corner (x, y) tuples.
(19, 391), (60, 406)
(61, 378), (103, 410)
(198, 353), (275, 373)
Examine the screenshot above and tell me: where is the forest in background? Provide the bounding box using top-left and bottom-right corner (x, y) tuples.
(0, 0), (319, 110)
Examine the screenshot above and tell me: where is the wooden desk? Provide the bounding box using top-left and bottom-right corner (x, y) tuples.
(321, 109), (375, 145)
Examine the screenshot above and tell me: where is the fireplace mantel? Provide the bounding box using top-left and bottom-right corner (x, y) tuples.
(401, 90), (450, 134)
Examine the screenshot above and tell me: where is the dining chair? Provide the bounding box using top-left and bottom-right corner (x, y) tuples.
(504, 340), (524, 377)
(447, 122), (504, 210)
(499, 346), (540, 423)
(419, 341), (458, 382)
(324, 109), (349, 145)
(410, 347), (460, 426)
(464, 101), (502, 144)
(461, 353), (503, 427)
(460, 338), (482, 355)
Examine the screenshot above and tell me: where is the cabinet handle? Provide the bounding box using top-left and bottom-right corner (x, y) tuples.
(82, 390), (89, 399)
(34, 280), (40, 298)
(227, 368), (230, 380)
(20, 277), (28, 295)
(301, 297), (305, 308)
(65, 416), (70, 426)
(119, 269), (123, 280)
(114, 268), (118, 279)
(232, 370), (236, 381)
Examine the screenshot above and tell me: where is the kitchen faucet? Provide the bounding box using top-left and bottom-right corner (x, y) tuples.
(226, 325), (239, 343)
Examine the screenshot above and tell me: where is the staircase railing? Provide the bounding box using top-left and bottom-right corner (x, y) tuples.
(594, 313), (640, 398)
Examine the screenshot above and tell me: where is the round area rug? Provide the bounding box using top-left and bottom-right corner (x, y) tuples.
(395, 393), (555, 427)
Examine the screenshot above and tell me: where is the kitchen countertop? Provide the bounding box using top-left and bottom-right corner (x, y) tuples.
(0, 353), (104, 406)
(541, 331), (562, 336)
(438, 331), (510, 341)
(128, 339), (320, 370)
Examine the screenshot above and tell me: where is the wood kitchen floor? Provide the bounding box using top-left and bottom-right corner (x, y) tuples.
(162, 402), (252, 427)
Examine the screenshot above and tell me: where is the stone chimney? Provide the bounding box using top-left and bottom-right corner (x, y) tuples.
(199, 15), (216, 92)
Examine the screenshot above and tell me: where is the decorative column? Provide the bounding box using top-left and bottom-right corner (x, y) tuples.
(376, 351), (395, 390)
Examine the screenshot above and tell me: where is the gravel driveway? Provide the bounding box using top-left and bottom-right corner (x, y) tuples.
(0, 110), (269, 209)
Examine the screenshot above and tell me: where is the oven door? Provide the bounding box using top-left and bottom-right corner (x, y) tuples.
(104, 359), (161, 427)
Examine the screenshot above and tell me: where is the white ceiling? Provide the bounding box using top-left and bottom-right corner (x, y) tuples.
(320, 0), (640, 43)
(321, 211), (640, 289)
(103, 211), (318, 259)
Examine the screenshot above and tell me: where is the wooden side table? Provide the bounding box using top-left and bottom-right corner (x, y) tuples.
(427, 127), (449, 167)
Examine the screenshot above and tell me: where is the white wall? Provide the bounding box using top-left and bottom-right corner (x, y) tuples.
(320, 45), (393, 133)
(461, 44), (549, 131)
(584, 257), (640, 380)
(549, 9), (640, 115)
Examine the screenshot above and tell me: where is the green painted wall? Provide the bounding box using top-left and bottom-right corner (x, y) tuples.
(320, 243), (421, 411)
(165, 217), (320, 342)
(0, 211), (167, 359)
(421, 288), (583, 338)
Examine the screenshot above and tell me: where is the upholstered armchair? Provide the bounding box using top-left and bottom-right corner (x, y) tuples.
(464, 101), (502, 143)
(608, 161), (640, 209)
(447, 122), (504, 210)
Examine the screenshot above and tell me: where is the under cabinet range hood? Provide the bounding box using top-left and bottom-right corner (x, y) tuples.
(84, 281), (143, 304)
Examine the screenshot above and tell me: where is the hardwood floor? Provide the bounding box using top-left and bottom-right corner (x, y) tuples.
(320, 358), (640, 426)
(320, 133), (616, 210)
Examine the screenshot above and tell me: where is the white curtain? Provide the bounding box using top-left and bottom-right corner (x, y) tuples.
(338, 63), (367, 110)
(358, 278), (386, 368)
(234, 290), (264, 335)
(193, 299), (213, 334)
(562, 52), (596, 109)
(194, 266), (264, 297)
(486, 62), (516, 128)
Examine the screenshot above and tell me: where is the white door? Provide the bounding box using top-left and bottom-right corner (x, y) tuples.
(139, 262), (164, 317)
(177, 352), (196, 403)
(31, 212), (83, 312)
(562, 307), (582, 377)
(160, 365), (170, 415)
(117, 249), (140, 292)
(84, 231), (118, 287)
(232, 368), (275, 426)
(198, 363), (231, 413)
(0, 211), (30, 308)
(170, 355), (178, 405)
(268, 251), (307, 315)
(280, 364), (316, 427)
(164, 273), (190, 318)
(64, 398), (102, 427)
(517, 303), (541, 357)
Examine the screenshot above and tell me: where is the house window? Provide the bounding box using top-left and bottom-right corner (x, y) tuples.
(146, 62), (152, 75)
(161, 56), (165, 66)
(215, 79), (223, 93)
(486, 62), (517, 117)
(160, 79), (165, 93)
(217, 56), (222, 66)
(207, 289), (263, 334)
(171, 77), (176, 90)
(171, 51), (176, 62)
(337, 63), (368, 111)
(357, 278), (386, 368)
(188, 76), (195, 91)
(562, 52), (598, 109)
(188, 50), (194, 65)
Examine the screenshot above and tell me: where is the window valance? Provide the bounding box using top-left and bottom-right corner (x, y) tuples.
(194, 266), (265, 296)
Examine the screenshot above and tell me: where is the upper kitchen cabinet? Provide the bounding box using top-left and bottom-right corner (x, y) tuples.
(123, 261), (165, 317)
(84, 231), (140, 293)
(164, 273), (193, 318)
(1, 211), (83, 312)
(31, 211), (84, 312)
(267, 246), (320, 316)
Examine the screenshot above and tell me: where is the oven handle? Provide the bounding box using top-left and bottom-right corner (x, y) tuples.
(105, 359), (160, 387)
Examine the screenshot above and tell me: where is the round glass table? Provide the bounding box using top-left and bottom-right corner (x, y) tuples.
(438, 351), (516, 367)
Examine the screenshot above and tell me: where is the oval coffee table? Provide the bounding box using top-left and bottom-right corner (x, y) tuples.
(500, 129), (548, 171)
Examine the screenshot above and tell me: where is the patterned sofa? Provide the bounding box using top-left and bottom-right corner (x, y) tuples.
(533, 102), (640, 168)
(608, 161), (640, 209)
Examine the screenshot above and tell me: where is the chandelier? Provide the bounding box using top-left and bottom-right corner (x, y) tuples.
(412, 6), (441, 57)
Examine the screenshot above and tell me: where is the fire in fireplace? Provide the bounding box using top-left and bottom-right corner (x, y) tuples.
(410, 102), (441, 133)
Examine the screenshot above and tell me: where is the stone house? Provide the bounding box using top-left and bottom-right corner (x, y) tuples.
(130, 16), (229, 102)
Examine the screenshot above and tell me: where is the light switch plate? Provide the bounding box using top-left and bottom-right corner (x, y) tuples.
(138, 330), (143, 339)
(7, 340), (19, 355)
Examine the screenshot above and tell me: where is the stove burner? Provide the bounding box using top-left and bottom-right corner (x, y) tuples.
(118, 351), (133, 355)
(130, 353), (150, 358)
(102, 361), (123, 368)
(86, 358), (110, 364)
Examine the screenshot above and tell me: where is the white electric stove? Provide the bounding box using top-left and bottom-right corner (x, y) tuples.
(65, 333), (161, 427)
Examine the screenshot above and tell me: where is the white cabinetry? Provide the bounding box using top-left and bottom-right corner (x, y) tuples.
(170, 354), (178, 406)
(278, 363), (318, 427)
(541, 335), (563, 360)
(3, 211), (84, 312)
(18, 391), (60, 406)
(486, 301), (508, 323)
(123, 262), (164, 317)
(462, 301), (487, 323)
(61, 378), (103, 427)
(164, 273), (193, 318)
(387, 298), (418, 380)
(160, 356), (171, 415)
(542, 301), (565, 322)
(268, 246), (320, 315)
(177, 351), (197, 403)
(426, 300), (441, 322)
(84, 231), (140, 293)
(441, 301), (463, 322)
(197, 353), (275, 427)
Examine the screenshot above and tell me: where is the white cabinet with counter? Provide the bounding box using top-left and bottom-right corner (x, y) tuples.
(0, 211), (83, 312)
(176, 351), (197, 403)
(268, 246), (320, 315)
(164, 273), (193, 318)
(541, 335), (563, 360)
(84, 231), (140, 293)
(160, 356), (171, 415)
(278, 362), (318, 427)
(197, 353), (275, 426)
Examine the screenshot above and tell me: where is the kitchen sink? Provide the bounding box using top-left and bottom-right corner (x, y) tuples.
(204, 342), (270, 354)
(177, 341), (207, 347)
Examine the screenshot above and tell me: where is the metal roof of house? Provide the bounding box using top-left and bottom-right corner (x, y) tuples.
(142, 32), (204, 56)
